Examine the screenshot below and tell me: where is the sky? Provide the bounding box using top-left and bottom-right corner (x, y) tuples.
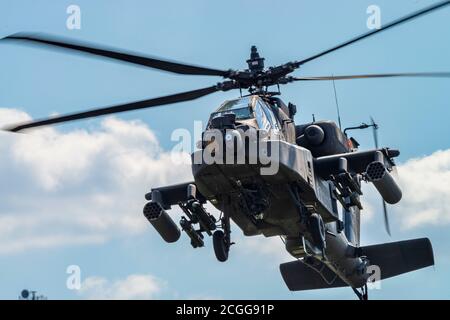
(0, 0), (449, 300)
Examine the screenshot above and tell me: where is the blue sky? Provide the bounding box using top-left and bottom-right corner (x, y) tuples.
(0, 0), (449, 299)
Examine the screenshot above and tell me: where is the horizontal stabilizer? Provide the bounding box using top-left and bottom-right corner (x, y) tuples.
(280, 259), (347, 291)
(280, 238), (434, 292)
(360, 237), (434, 280)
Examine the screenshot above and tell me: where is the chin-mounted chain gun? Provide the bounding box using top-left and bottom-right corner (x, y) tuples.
(143, 182), (217, 248)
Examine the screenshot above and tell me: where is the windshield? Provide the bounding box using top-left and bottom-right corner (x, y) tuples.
(254, 99), (282, 131)
(211, 98), (253, 120)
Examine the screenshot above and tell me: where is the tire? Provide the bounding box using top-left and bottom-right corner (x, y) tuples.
(213, 230), (229, 262)
(309, 213), (326, 250)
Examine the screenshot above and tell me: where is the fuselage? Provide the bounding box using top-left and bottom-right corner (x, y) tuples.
(191, 95), (370, 288)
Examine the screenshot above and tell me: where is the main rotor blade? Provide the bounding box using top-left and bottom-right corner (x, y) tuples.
(382, 200), (391, 236)
(296, 1), (450, 66)
(4, 86), (219, 132)
(2, 33), (231, 77)
(292, 72), (450, 81)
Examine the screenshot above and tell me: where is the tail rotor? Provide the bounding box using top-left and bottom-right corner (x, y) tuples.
(370, 117), (391, 236)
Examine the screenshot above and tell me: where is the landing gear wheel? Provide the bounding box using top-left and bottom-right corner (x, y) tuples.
(309, 213), (326, 250)
(213, 230), (229, 262)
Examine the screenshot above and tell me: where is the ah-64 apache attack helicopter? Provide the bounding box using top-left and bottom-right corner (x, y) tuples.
(3, 1), (450, 300)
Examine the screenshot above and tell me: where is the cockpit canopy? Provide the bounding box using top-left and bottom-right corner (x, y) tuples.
(210, 97), (253, 121)
(209, 95), (281, 133)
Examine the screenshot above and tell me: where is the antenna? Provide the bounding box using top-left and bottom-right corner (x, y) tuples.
(332, 76), (342, 130)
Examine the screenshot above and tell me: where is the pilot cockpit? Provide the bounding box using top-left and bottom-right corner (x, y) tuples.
(208, 95), (282, 137)
(210, 96), (254, 121)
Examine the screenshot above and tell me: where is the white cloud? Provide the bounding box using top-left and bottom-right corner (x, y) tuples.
(79, 274), (165, 300)
(0, 108), (192, 254)
(392, 149), (450, 229)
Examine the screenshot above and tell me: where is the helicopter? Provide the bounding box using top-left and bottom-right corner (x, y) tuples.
(2, 1), (449, 300)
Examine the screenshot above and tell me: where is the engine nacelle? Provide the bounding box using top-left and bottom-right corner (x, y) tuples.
(295, 121), (349, 157)
(365, 161), (402, 204)
(143, 201), (181, 243)
(304, 125), (325, 146)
